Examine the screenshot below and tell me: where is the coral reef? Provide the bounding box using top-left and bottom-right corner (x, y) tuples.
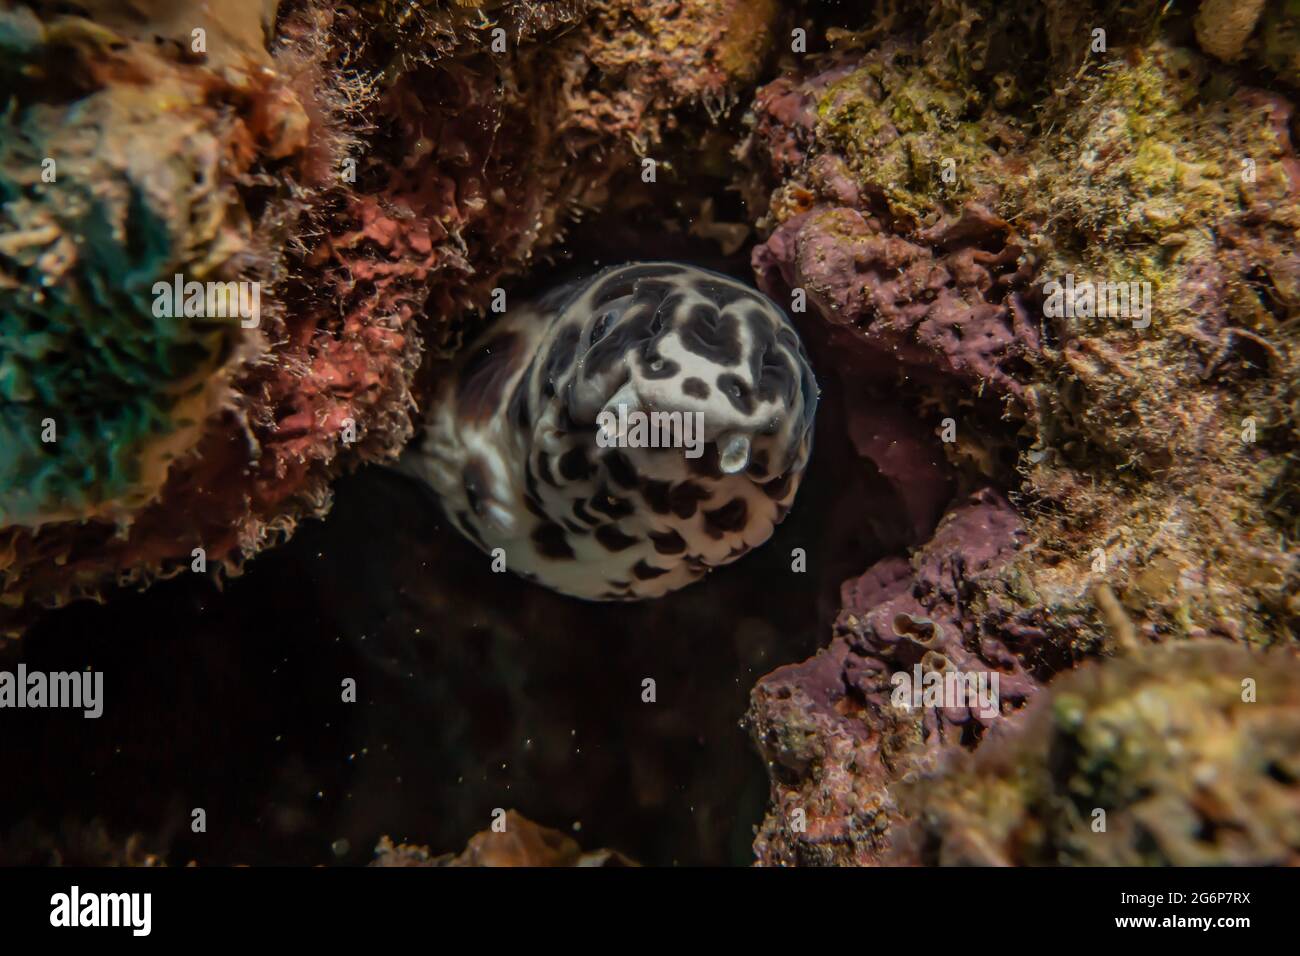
(0, 0), (278, 530)
(892, 641), (1300, 866)
(747, 489), (1045, 866)
(747, 0), (1299, 648)
(0, 0), (376, 626)
(740, 0), (1299, 864)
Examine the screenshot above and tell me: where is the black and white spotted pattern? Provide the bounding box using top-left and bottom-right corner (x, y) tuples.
(402, 262), (818, 600)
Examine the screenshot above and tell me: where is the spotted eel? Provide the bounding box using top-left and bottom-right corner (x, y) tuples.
(402, 262), (818, 600)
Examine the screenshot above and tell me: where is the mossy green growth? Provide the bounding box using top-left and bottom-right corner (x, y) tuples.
(813, 47), (1001, 223)
(1030, 43), (1241, 249)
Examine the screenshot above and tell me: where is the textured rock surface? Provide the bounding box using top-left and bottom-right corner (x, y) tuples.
(372, 810), (636, 866)
(740, 0), (1300, 865)
(892, 641), (1300, 866)
(747, 490), (1046, 866)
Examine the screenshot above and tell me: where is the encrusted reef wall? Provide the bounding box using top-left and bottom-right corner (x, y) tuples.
(892, 641), (1300, 866)
(740, 0), (1300, 865)
(0, 0), (780, 633)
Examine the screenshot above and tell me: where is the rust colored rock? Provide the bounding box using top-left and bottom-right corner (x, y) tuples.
(1194, 0), (1267, 64)
(372, 811), (636, 867)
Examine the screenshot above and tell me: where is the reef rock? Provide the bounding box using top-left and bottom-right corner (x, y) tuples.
(371, 811), (635, 867)
(747, 490), (1046, 866)
(893, 641), (1300, 866)
(741, 0), (1299, 865)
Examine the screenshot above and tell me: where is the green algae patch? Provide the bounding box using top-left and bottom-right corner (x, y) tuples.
(0, 81), (253, 528)
(813, 49), (1001, 224)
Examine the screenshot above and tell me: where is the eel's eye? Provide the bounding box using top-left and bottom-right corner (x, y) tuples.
(590, 295), (634, 345)
(591, 311), (614, 344)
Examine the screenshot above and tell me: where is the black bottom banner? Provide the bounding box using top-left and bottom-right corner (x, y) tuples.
(0, 865), (1283, 942)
